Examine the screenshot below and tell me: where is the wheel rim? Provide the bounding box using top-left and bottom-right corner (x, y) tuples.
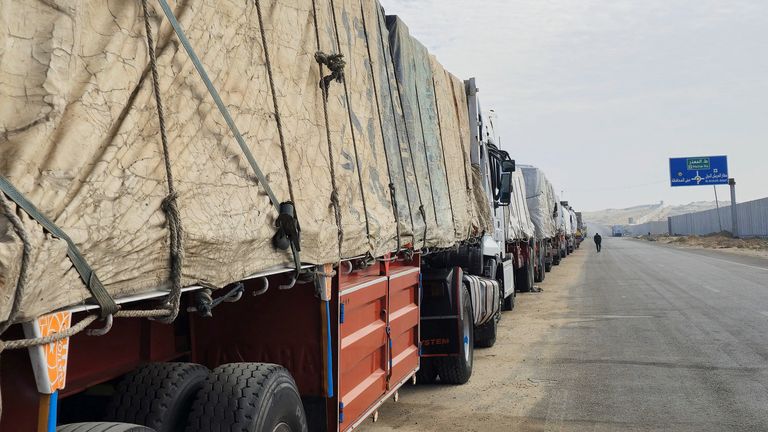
(463, 311), (471, 362)
(273, 422), (292, 432)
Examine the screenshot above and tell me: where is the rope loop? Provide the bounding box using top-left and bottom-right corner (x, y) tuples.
(0, 192), (31, 334)
(315, 51), (346, 100)
(388, 182), (402, 253)
(142, 0), (184, 324)
(418, 204), (428, 248)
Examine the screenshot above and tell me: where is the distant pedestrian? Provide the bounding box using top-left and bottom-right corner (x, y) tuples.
(594, 233), (602, 252)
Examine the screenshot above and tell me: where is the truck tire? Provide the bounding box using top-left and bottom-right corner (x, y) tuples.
(515, 265), (533, 292)
(416, 358), (438, 384)
(527, 258), (535, 288)
(474, 307), (498, 348)
(185, 363), (308, 432)
(106, 362), (209, 432)
(58, 423), (155, 432)
(534, 253), (545, 282)
(434, 286), (473, 385)
(502, 290), (515, 311)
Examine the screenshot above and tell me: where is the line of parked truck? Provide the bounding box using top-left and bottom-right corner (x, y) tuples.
(0, 1), (584, 431)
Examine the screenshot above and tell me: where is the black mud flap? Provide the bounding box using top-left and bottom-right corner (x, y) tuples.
(420, 267), (463, 357)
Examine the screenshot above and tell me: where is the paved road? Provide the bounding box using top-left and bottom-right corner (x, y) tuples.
(365, 238), (768, 431)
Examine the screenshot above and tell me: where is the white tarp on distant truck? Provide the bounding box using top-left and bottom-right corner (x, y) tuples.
(506, 170), (535, 240)
(520, 165), (557, 239)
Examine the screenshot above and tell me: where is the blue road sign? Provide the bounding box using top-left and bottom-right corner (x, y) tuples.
(669, 156), (728, 187)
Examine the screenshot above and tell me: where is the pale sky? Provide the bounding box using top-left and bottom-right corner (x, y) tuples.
(379, 0), (768, 211)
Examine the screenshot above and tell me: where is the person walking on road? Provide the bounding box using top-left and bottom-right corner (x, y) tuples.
(594, 233), (602, 252)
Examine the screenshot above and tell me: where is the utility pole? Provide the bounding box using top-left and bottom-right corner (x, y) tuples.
(713, 185), (723, 232)
(729, 178), (738, 238)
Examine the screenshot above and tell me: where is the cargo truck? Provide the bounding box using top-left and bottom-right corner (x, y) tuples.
(479, 115), (540, 292)
(507, 168), (541, 292)
(554, 200), (570, 259)
(520, 166), (561, 272)
(559, 201), (577, 254)
(0, 1), (517, 431)
(574, 211), (585, 247)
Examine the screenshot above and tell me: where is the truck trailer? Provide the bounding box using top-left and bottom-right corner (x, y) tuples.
(0, 1), (523, 431)
(480, 115), (540, 293)
(520, 166), (561, 272)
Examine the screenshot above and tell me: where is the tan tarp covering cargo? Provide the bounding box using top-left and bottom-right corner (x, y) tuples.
(0, 0), (486, 324)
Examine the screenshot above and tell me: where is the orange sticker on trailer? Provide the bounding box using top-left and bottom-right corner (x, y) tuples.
(24, 311), (72, 393)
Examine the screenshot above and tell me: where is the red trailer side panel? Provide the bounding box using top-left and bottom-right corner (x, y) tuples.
(339, 275), (388, 429)
(387, 267), (419, 388)
(338, 259), (420, 431)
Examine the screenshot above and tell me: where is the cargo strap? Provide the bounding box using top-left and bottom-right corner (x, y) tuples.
(154, 0), (301, 271)
(0, 175), (118, 319)
(154, 0), (279, 212)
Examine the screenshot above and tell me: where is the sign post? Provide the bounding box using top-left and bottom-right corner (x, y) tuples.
(729, 178), (738, 238)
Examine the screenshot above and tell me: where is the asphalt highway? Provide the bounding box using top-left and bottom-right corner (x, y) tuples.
(366, 238), (768, 431)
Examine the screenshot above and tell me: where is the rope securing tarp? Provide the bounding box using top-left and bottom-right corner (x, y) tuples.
(0, 193), (31, 334)
(141, 0), (184, 323)
(310, 0), (345, 256)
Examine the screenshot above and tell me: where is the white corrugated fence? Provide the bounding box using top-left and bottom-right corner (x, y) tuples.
(668, 197), (768, 237)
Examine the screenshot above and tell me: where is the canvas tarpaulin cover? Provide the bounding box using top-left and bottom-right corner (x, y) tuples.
(520, 165), (558, 239)
(506, 170), (535, 240)
(568, 208), (578, 235)
(0, 0), (481, 324)
(561, 205), (573, 235)
(386, 16), (485, 248)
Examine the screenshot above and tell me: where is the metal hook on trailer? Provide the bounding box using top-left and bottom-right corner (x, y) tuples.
(252, 277), (270, 296)
(278, 273), (298, 290)
(377, 254), (398, 263)
(218, 283), (244, 304)
(343, 261), (353, 275)
(86, 314), (113, 336)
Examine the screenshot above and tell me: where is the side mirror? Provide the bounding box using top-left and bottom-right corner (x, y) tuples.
(497, 172), (512, 206)
(502, 159), (515, 173)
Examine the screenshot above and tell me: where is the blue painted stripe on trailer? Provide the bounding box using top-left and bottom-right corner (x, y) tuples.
(325, 300), (334, 398)
(47, 391), (58, 432)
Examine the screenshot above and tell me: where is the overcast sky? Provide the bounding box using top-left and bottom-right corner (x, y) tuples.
(379, 0), (768, 211)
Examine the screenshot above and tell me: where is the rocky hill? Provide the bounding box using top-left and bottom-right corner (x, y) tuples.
(582, 201), (729, 227)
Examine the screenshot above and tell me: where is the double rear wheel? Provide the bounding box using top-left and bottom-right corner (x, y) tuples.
(106, 362), (307, 432)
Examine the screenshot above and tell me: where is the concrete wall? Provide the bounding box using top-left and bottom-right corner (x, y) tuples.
(668, 197), (768, 237)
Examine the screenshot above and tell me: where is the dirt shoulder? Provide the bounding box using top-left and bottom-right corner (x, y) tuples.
(361, 248), (588, 432)
(637, 233), (768, 259)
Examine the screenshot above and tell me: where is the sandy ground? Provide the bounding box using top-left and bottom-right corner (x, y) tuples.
(639, 234), (768, 259)
(362, 249), (588, 432)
